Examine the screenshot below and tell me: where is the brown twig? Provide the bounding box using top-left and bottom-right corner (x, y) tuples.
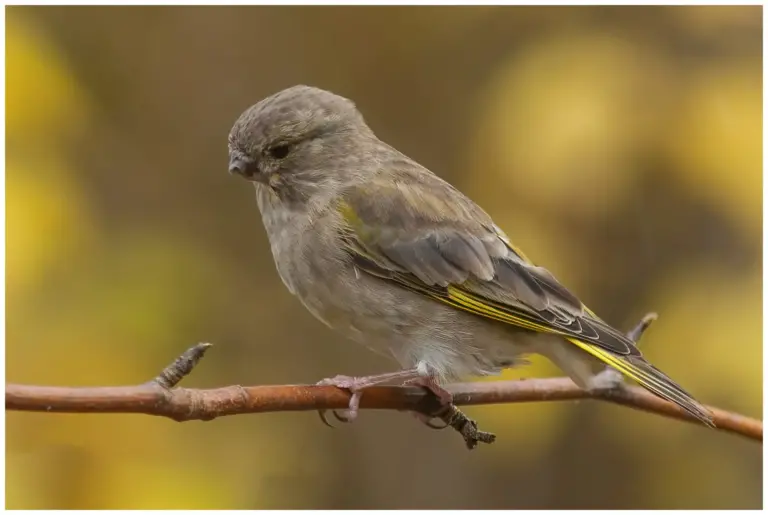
(5, 342), (761, 444)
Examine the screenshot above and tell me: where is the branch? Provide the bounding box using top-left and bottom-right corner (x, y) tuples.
(6, 343), (762, 445)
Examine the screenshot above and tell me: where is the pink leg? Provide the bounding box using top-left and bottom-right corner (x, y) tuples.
(403, 376), (454, 405)
(317, 369), (421, 425)
(403, 376), (455, 429)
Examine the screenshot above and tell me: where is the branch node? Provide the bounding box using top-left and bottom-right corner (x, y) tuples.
(594, 312), (660, 390)
(627, 312), (658, 344)
(151, 342), (213, 389)
(436, 404), (496, 450)
(5, 336), (761, 444)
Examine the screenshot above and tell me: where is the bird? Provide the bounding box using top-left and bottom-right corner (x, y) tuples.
(227, 84), (714, 428)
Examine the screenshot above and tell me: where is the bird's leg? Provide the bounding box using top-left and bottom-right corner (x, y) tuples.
(588, 312), (658, 393)
(317, 369), (421, 426)
(401, 374), (455, 430)
(402, 375), (453, 405)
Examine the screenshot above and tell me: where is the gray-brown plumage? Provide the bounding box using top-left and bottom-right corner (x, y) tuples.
(228, 85), (713, 426)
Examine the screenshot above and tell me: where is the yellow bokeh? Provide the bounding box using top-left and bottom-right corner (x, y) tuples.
(666, 65), (762, 236)
(596, 263), (761, 444)
(6, 6), (761, 509)
(6, 162), (96, 299)
(468, 30), (671, 220)
(6, 14), (89, 139)
(642, 264), (762, 415)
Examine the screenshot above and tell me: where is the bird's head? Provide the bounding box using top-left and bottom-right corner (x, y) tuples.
(228, 85), (374, 205)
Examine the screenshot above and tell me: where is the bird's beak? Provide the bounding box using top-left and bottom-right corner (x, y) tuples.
(229, 155), (258, 181)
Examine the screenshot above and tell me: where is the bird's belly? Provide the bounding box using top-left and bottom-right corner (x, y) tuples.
(294, 263), (533, 381)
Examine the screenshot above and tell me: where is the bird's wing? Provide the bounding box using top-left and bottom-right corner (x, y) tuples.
(338, 169), (713, 425)
(338, 171), (637, 356)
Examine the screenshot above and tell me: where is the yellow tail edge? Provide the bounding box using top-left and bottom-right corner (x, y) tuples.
(566, 337), (715, 427)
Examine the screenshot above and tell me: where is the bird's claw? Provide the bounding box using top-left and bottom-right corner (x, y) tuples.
(318, 405), (358, 427)
(315, 371), (454, 430)
(411, 410), (451, 430)
(318, 409), (351, 427)
(403, 376), (455, 430)
(316, 375), (364, 427)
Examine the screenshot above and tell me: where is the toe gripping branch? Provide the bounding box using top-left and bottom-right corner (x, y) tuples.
(315, 372), (498, 450)
(408, 377), (497, 450)
(414, 312), (659, 449)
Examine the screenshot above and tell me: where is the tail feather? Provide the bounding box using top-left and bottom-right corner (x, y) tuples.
(566, 337), (715, 426)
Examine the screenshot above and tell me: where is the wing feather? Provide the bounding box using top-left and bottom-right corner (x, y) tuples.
(339, 171), (637, 356)
(337, 168), (712, 425)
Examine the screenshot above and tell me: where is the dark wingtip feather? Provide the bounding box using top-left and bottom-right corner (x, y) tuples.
(627, 356), (715, 427)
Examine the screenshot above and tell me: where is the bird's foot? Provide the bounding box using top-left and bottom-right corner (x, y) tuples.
(403, 375), (453, 405)
(316, 369), (421, 427)
(403, 376), (454, 429)
(316, 375), (368, 426)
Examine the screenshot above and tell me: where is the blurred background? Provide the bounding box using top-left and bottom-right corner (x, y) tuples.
(6, 5), (762, 509)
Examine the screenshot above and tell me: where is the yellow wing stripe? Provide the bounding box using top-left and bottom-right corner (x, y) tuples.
(450, 281), (685, 399)
(352, 248), (713, 424)
(449, 284), (638, 380)
(445, 286), (565, 334)
(566, 337), (653, 387)
(449, 288), (643, 379)
(346, 238), (713, 425)
(445, 281), (711, 422)
(565, 337), (713, 426)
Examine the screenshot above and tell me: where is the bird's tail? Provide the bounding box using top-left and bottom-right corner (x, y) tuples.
(566, 337), (715, 426)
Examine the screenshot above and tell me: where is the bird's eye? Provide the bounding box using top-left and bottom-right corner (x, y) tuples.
(268, 144), (291, 159)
